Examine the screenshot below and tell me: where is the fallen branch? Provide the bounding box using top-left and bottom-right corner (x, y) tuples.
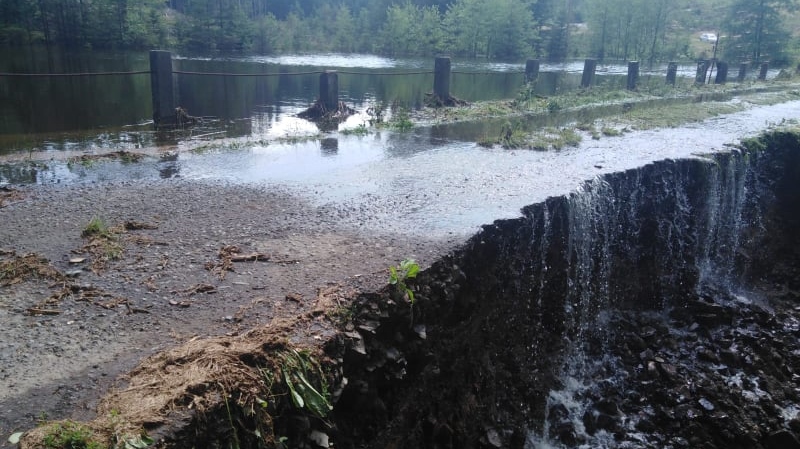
(230, 253), (270, 262)
(26, 308), (61, 316)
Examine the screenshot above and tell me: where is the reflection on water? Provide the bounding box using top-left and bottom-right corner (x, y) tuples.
(2, 101), (799, 239)
(2, 48), (675, 155)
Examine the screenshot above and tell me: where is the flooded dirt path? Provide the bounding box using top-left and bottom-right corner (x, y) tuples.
(1, 99), (799, 446)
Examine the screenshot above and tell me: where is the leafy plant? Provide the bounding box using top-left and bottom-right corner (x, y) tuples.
(547, 100), (562, 113)
(390, 109), (414, 131)
(281, 350), (332, 419)
(122, 435), (154, 449)
(389, 259), (420, 304)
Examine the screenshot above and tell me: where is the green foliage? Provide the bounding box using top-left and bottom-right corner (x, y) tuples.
(1, 0), (798, 64)
(380, 2), (442, 56)
(82, 217), (110, 238)
(389, 109), (414, 132)
(281, 350), (332, 419)
(42, 422), (105, 449)
(389, 258), (420, 304)
(583, 0), (678, 63)
(601, 127), (623, 137)
(340, 124), (370, 136)
(723, 0), (795, 65)
(441, 0), (537, 58)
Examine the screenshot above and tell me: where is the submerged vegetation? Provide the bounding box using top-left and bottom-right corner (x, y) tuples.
(419, 77), (800, 151)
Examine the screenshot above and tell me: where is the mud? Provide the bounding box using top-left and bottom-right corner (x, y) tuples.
(0, 179), (457, 448)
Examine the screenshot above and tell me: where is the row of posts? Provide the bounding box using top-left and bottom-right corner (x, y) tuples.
(150, 50), (773, 126)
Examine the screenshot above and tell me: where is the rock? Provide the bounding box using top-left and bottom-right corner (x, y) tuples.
(698, 398), (715, 411)
(657, 362), (678, 382)
(789, 418), (800, 434)
(485, 428), (503, 448)
(765, 429), (800, 449)
(309, 429), (330, 448)
(597, 398), (620, 416)
(595, 413), (619, 432)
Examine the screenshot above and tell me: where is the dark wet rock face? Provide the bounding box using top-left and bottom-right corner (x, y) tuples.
(331, 131), (800, 449)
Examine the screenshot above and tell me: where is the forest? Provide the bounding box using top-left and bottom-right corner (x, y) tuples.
(0, 0), (798, 65)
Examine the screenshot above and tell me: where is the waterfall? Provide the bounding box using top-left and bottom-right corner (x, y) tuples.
(526, 151), (758, 448)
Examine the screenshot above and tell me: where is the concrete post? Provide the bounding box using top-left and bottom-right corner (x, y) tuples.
(581, 58), (597, 88)
(525, 59), (540, 83)
(320, 71), (339, 112)
(149, 50), (174, 126)
(737, 63), (748, 82)
(758, 62), (769, 80)
(434, 57), (451, 100)
(626, 61), (639, 90)
(715, 61), (729, 84)
(666, 62), (678, 86)
(695, 61), (708, 85)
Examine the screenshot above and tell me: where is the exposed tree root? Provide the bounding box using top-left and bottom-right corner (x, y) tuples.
(425, 92), (469, 108)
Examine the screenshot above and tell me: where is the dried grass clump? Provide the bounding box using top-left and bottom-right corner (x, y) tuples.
(0, 251), (64, 286)
(19, 285), (357, 449)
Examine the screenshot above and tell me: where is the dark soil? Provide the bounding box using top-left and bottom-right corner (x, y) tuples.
(0, 179), (457, 448)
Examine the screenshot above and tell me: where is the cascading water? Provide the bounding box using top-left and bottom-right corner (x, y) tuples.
(333, 132), (800, 449)
(525, 150), (762, 448)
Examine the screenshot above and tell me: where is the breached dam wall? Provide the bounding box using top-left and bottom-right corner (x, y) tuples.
(332, 131), (800, 449)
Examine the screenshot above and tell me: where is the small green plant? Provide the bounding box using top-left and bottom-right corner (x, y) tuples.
(547, 100), (561, 113)
(81, 217), (124, 264)
(42, 421), (104, 449)
(389, 258), (420, 304)
(390, 108), (414, 131)
(366, 103), (386, 125)
(281, 350), (332, 419)
(327, 303), (357, 325)
(82, 217), (109, 238)
(601, 126), (623, 137)
(341, 124), (370, 136)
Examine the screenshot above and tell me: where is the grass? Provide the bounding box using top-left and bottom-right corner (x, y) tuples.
(80, 217), (124, 271)
(527, 128), (583, 151)
(42, 421), (105, 449)
(389, 108), (414, 131)
(480, 123), (583, 151)
(81, 217), (111, 239)
(464, 77), (800, 151)
(340, 123), (370, 136)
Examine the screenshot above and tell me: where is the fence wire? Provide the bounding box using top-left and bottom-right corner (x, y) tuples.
(0, 68), (527, 78)
(0, 70), (150, 77)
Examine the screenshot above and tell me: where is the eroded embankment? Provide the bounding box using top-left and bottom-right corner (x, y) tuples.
(329, 131), (800, 449)
(18, 131), (800, 449)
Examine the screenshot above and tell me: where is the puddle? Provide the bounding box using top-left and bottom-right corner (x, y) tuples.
(3, 100), (798, 240)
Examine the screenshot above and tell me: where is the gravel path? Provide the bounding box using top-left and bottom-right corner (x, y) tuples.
(0, 179), (457, 446)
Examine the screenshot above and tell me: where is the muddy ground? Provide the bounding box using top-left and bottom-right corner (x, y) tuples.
(0, 180), (458, 447)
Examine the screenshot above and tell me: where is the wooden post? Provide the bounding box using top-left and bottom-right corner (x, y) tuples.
(715, 61), (728, 84)
(666, 62), (678, 85)
(626, 61), (639, 90)
(319, 71), (339, 112)
(758, 62), (769, 80)
(525, 59), (540, 83)
(434, 57), (451, 100)
(149, 50), (174, 126)
(737, 63), (748, 82)
(581, 58), (597, 88)
(695, 60), (707, 84)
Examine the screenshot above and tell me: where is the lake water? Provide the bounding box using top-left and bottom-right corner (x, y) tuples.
(0, 48), (709, 154)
